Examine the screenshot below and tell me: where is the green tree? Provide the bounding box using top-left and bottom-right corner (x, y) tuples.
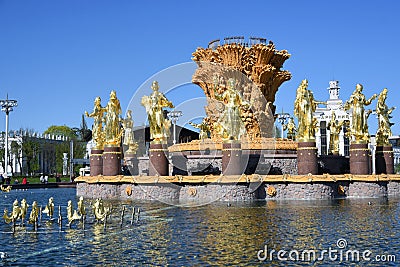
(72, 114), (92, 142)
(395, 163), (400, 174)
(44, 125), (87, 175)
(21, 135), (40, 175)
(44, 125), (76, 139)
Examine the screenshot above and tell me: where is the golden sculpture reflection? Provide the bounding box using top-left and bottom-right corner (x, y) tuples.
(376, 88), (395, 146)
(294, 79), (325, 142)
(141, 81), (174, 142)
(85, 96), (106, 150)
(344, 84), (377, 143)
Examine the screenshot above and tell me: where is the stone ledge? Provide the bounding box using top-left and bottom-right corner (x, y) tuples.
(74, 174), (400, 184)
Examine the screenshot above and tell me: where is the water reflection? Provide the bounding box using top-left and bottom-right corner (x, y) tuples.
(1, 189), (400, 266)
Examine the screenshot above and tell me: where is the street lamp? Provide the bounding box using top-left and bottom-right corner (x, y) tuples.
(276, 110), (290, 139)
(168, 110), (183, 144)
(0, 94), (18, 175)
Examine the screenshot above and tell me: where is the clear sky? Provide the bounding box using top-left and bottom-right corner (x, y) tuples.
(0, 0), (399, 135)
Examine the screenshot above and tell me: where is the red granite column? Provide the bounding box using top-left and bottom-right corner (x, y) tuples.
(376, 146), (394, 174)
(350, 143), (370, 175)
(222, 141), (242, 175)
(103, 146), (122, 176)
(297, 142), (318, 175)
(90, 149), (103, 176)
(384, 146), (394, 174)
(149, 142), (169, 176)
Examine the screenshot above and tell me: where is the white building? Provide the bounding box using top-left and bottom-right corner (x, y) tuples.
(389, 136), (400, 170)
(0, 131), (70, 176)
(314, 80), (351, 156)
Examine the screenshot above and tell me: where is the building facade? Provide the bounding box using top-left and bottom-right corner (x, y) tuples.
(314, 81), (351, 156)
(0, 131), (70, 176)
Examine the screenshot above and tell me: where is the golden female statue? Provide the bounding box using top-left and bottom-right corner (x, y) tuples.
(218, 78), (247, 140)
(85, 96), (106, 149)
(327, 112), (345, 155)
(344, 84), (377, 143)
(122, 110), (138, 153)
(104, 90), (122, 146)
(294, 79), (325, 141)
(141, 81), (174, 142)
(376, 88), (395, 145)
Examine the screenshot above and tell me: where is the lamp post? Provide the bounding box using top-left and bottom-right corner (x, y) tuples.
(0, 94), (18, 175)
(276, 110), (290, 139)
(168, 110), (182, 144)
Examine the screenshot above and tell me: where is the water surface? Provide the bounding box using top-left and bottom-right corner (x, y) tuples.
(1, 189), (399, 266)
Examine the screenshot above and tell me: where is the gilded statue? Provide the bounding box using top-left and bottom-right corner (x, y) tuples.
(93, 198), (110, 222)
(189, 118), (210, 140)
(0, 185), (12, 192)
(344, 84), (377, 143)
(28, 201), (39, 225)
(20, 199), (29, 224)
(327, 112), (346, 155)
(67, 200), (81, 225)
(104, 90), (123, 146)
(3, 199), (21, 224)
(141, 81), (174, 142)
(283, 117), (296, 140)
(294, 79), (325, 141)
(122, 110), (138, 153)
(376, 88), (395, 146)
(217, 78), (247, 140)
(85, 96), (106, 149)
(42, 197), (54, 219)
(77, 196), (86, 217)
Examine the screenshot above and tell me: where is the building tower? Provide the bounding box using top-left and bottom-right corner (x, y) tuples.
(314, 80), (351, 156)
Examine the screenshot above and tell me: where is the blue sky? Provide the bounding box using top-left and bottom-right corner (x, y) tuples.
(0, 0), (399, 135)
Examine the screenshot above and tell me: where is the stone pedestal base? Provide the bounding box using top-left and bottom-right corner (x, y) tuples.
(375, 146), (394, 174)
(318, 155), (349, 174)
(90, 149), (103, 176)
(124, 153), (138, 175)
(222, 141), (242, 175)
(297, 141), (318, 175)
(350, 143), (370, 175)
(103, 146), (122, 176)
(149, 143), (169, 176)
